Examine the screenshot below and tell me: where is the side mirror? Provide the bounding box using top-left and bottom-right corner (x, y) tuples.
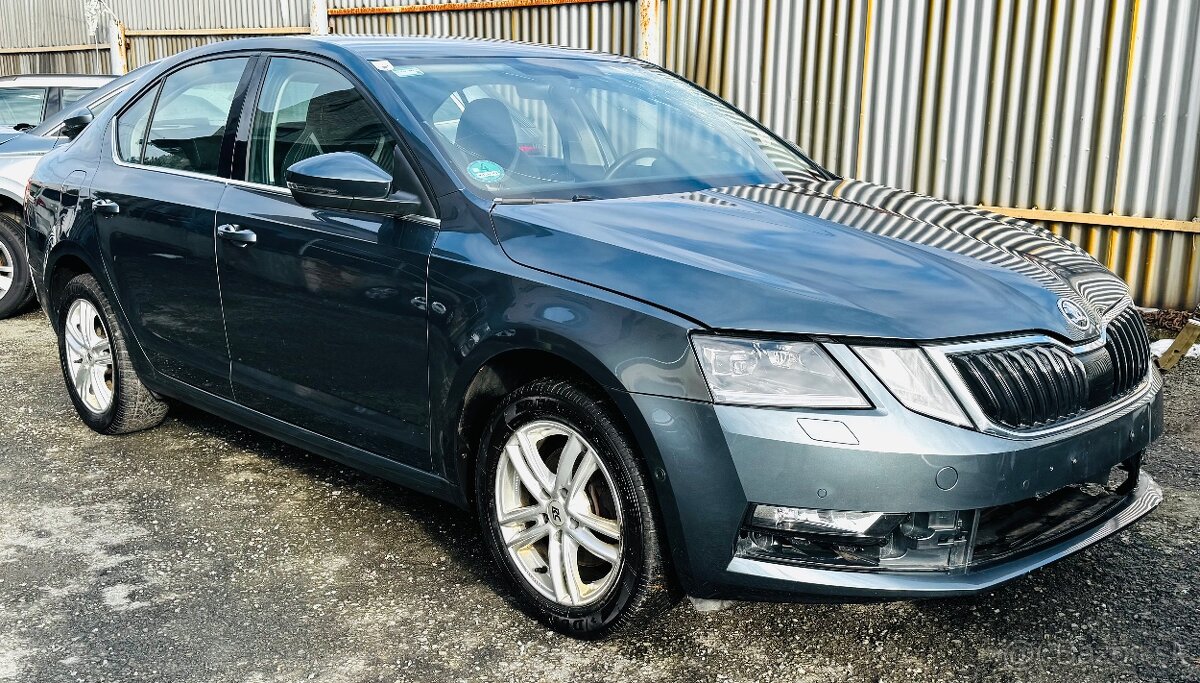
(60, 110), (94, 140)
(285, 152), (421, 216)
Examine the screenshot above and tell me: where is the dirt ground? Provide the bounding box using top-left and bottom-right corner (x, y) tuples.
(1, 309), (1198, 683)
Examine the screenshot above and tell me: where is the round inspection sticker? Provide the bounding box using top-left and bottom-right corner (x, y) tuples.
(466, 160), (505, 184)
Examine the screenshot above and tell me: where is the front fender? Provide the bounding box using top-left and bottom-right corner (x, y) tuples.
(426, 222), (712, 582)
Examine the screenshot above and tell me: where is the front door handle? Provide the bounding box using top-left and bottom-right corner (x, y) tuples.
(92, 198), (119, 216)
(217, 223), (256, 247)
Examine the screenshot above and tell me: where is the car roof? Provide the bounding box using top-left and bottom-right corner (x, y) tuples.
(0, 74), (115, 87)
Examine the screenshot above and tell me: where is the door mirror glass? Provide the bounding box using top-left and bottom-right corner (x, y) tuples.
(285, 151), (420, 215)
(60, 109), (94, 140)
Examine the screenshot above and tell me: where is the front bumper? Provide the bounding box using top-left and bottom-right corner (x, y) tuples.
(726, 470), (1161, 599)
(631, 364), (1164, 601)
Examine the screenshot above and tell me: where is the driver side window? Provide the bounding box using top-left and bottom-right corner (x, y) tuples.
(247, 57), (397, 188)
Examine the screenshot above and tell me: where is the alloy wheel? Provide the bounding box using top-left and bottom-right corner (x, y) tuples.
(0, 239), (13, 299)
(63, 298), (114, 414)
(494, 420), (624, 607)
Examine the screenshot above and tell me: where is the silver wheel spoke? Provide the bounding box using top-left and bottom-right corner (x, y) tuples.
(497, 505), (542, 527)
(547, 531), (570, 604)
(505, 521), (550, 551)
(507, 433), (552, 502)
(90, 365), (111, 407)
(553, 434), (584, 495)
(74, 362), (92, 402)
(574, 510), (620, 539)
(566, 525), (620, 565)
(64, 325), (88, 357)
(82, 312), (101, 348)
(567, 451), (598, 501)
(560, 533), (585, 605)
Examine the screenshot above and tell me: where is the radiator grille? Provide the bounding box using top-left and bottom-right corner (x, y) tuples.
(1105, 307), (1152, 399)
(949, 307), (1151, 430)
(950, 345), (1088, 429)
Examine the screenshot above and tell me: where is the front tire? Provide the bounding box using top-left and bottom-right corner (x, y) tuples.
(476, 378), (677, 637)
(0, 211), (34, 319)
(56, 273), (167, 434)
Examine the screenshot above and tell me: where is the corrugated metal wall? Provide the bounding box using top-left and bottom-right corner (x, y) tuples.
(0, 0), (111, 75)
(329, 1), (640, 56)
(0, 0), (1196, 308)
(108, 0), (309, 30)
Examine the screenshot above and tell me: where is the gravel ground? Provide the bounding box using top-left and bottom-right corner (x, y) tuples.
(1, 309), (1198, 683)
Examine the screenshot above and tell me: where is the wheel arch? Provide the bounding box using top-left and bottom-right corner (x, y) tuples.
(44, 245), (99, 323)
(440, 335), (668, 508)
(0, 190), (21, 217)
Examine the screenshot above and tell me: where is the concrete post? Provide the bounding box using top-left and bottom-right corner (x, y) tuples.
(636, 0), (662, 64)
(107, 19), (126, 75)
(311, 0), (330, 36)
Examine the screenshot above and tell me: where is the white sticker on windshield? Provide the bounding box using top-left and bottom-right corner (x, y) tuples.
(370, 59), (394, 71)
(390, 66), (424, 78)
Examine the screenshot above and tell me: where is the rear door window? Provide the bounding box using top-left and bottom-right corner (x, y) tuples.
(116, 84), (158, 163)
(141, 58), (249, 176)
(0, 87), (47, 126)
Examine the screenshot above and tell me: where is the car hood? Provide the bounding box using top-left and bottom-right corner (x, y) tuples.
(492, 177), (1130, 341)
(0, 130), (21, 146)
(0, 132), (56, 156)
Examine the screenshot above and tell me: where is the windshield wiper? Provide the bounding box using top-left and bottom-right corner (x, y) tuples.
(492, 194), (602, 207)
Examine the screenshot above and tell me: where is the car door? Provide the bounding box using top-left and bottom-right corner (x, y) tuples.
(215, 56), (437, 468)
(92, 56), (254, 396)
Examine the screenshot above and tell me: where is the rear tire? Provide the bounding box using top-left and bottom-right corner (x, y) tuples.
(56, 273), (167, 434)
(0, 211), (34, 319)
(475, 378), (678, 638)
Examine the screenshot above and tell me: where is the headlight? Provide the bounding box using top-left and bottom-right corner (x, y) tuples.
(691, 335), (869, 408)
(854, 346), (971, 427)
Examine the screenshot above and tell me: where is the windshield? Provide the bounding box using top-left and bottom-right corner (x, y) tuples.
(381, 57), (825, 200)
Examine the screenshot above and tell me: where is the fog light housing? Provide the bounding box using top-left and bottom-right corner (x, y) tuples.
(749, 505), (906, 539)
(738, 504), (974, 571)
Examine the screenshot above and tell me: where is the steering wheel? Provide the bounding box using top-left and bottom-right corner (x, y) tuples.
(604, 147), (665, 179)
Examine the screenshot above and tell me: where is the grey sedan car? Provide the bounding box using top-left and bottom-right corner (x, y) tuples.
(25, 37), (1161, 637)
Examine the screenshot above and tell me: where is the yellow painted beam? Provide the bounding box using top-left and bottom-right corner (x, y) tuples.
(328, 0), (613, 17)
(979, 205), (1200, 235)
(0, 43), (108, 55)
(123, 27), (310, 37)
(1158, 319), (1200, 371)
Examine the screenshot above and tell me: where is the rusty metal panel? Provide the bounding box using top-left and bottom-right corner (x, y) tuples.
(328, 0), (638, 56)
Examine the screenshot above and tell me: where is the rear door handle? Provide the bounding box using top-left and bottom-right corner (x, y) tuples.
(92, 198), (119, 216)
(217, 223), (256, 246)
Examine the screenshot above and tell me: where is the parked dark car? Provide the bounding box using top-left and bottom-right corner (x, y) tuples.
(0, 67), (153, 319)
(25, 37), (1162, 637)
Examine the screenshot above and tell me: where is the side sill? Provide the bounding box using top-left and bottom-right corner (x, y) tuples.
(151, 375), (464, 507)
